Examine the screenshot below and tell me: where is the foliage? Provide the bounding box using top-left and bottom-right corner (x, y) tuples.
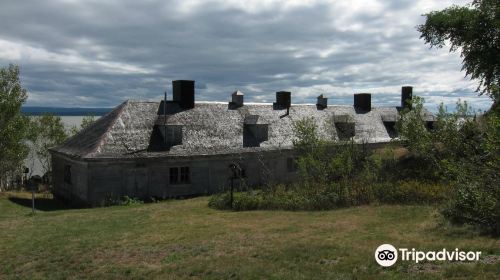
(439, 110), (500, 235)
(375, 180), (451, 204)
(292, 117), (371, 185)
(398, 0), (500, 232)
(0, 64), (30, 189)
(69, 115), (96, 136)
(208, 181), (450, 212)
(292, 117), (319, 150)
(417, 0), (500, 101)
(118, 196), (144, 206)
(213, 106), (499, 236)
(395, 96), (433, 160)
(442, 183), (500, 236)
(29, 114), (68, 175)
(397, 97), (499, 235)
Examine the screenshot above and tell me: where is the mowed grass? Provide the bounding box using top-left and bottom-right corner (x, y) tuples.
(0, 192), (498, 279)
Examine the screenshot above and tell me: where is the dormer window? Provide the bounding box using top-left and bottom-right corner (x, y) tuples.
(333, 115), (355, 140)
(243, 115), (268, 147)
(159, 124), (183, 147)
(381, 114), (397, 138)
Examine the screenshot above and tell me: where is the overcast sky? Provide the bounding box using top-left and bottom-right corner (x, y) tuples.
(0, 0), (492, 111)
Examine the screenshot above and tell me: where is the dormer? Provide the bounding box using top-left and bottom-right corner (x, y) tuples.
(333, 114), (355, 140)
(243, 115), (268, 147)
(157, 123), (183, 148)
(381, 113), (398, 138)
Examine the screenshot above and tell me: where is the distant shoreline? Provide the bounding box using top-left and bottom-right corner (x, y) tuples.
(21, 107), (112, 116)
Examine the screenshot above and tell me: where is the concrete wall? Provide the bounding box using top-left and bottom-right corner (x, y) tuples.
(52, 149), (298, 206)
(52, 153), (89, 206)
(53, 143), (393, 207)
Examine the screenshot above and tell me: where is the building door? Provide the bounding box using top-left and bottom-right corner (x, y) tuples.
(125, 168), (149, 199)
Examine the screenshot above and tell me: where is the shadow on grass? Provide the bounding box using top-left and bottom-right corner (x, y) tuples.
(8, 196), (69, 211)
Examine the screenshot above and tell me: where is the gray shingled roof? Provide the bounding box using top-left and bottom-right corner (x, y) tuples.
(51, 100), (435, 159)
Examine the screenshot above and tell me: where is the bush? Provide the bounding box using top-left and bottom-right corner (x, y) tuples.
(442, 183), (500, 236)
(375, 180), (451, 204)
(208, 180), (450, 211)
(209, 104), (499, 237)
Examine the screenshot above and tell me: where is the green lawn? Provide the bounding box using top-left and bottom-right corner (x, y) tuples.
(0, 192), (498, 279)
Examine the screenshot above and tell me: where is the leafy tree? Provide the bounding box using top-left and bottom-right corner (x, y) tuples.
(397, 96), (499, 234)
(69, 115), (96, 136)
(418, 0), (500, 102)
(0, 64), (30, 189)
(81, 115), (96, 130)
(292, 117), (371, 185)
(29, 114), (68, 176)
(396, 96), (433, 159)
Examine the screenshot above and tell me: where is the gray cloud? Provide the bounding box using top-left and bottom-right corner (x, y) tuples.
(0, 0), (492, 111)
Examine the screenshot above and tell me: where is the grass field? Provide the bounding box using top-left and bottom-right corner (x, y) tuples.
(0, 192), (498, 279)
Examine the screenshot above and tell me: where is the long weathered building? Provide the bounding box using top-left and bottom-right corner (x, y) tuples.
(50, 81), (434, 206)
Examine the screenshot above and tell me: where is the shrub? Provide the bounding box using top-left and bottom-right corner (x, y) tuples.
(208, 180), (450, 211)
(119, 196), (144, 206)
(442, 183), (500, 236)
(375, 180), (451, 204)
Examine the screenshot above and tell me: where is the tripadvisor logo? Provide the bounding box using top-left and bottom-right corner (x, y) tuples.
(374, 244), (481, 267)
(375, 244), (398, 267)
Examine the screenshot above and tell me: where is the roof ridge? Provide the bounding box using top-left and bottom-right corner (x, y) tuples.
(84, 100), (129, 157)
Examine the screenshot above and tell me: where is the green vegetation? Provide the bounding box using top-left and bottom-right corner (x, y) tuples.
(69, 114), (96, 136)
(397, 97), (499, 235)
(416, 0), (500, 234)
(0, 64), (30, 189)
(210, 97), (499, 236)
(418, 0), (500, 101)
(209, 180), (450, 211)
(0, 63), (97, 188)
(28, 114), (68, 176)
(0, 192), (499, 279)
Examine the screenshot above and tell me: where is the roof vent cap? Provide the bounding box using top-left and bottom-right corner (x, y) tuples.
(229, 90), (244, 109)
(317, 94), (328, 109)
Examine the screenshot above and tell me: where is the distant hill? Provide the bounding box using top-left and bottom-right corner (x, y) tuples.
(21, 107), (112, 116)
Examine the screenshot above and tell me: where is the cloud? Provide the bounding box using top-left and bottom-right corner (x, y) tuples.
(0, 0), (492, 111)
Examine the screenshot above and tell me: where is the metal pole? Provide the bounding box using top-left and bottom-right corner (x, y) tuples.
(230, 177), (234, 209)
(31, 189), (35, 215)
(164, 91), (167, 145)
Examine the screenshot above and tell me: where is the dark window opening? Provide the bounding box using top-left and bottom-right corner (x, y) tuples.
(383, 121), (398, 138)
(161, 125), (183, 147)
(169, 167), (178, 184)
(243, 115), (268, 147)
(335, 122), (355, 140)
(64, 165), (72, 184)
(243, 124), (268, 147)
(180, 167), (190, 183)
(170, 166), (190, 184)
(287, 157), (298, 172)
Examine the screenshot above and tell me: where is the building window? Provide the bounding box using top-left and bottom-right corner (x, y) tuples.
(287, 158), (298, 172)
(170, 167), (190, 184)
(64, 165), (72, 184)
(180, 167), (190, 183)
(243, 115), (269, 147)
